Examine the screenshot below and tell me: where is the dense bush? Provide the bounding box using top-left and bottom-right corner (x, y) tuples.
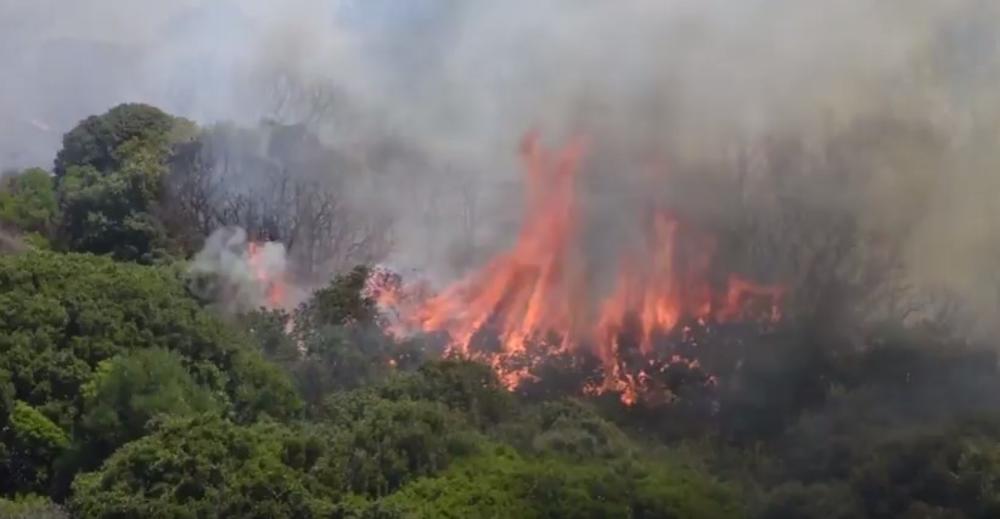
(53, 103), (198, 261)
(379, 448), (741, 518)
(0, 251), (301, 497)
(77, 348), (222, 459)
(0, 167), (57, 245)
(71, 415), (331, 519)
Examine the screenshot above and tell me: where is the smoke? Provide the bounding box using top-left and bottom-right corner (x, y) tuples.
(187, 226), (295, 313)
(4, 0), (1000, 333)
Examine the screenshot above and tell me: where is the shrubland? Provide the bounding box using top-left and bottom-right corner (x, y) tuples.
(2, 103), (1000, 518)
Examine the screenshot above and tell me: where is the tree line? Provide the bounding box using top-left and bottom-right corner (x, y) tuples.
(2, 103), (1000, 518)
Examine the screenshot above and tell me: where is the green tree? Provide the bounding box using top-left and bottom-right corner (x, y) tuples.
(0, 494), (68, 519)
(380, 447), (742, 519)
(851, 431), (1000, 519)
(243, 308), (299, 363)
(71, 415), (331, 519)
(54, 103), (188, 177)
(317, 392), (480, 498)
(56, 163), (173, 262)
(78, 348), (221, 459)
(0, 167), (58, 243)
(228, 350), (303, 423)
(377, 360), (513, 429)
(53, 103), (197, 262)
(296, 265), (376, 330)
(0, 401), (70, 494)
(518, 399), (631, 461)
(288, 266), (406, 404)
(0, 251), (301, 499)
(0, 368), (13, 428)
(0, 251), (299, 427)
(293, 325), (402, 405)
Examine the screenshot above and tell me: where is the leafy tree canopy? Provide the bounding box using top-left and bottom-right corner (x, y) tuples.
(52, 103), (198, 262)
(0, 167), (57, 242)
(54, 104), (193, 178)
(0, 401), (70, 495)
(379, 448), (742, 519)
(78, 347), (222, 459)
(0, 251), (300, 496)
(71, 415), (331, 519)
(296, 265), (377, 330)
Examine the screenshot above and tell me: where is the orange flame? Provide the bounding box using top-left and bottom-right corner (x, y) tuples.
(248, 241), (287, 308)
(377, 133), (784, 402)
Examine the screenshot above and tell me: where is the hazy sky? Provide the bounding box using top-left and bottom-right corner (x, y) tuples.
(3, 0), (1000, 332)
(3, 0), (991, 171)
(0, 0), (406, 170)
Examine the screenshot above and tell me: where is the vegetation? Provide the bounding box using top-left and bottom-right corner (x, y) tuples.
(53, 103), (196, 262)
(0, 167), (58, 246)
(2, 102), (1000, 517)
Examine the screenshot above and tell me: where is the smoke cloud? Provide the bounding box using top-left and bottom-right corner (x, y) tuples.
(4, 0), (1000, 333)
(187, 226), (294, 313)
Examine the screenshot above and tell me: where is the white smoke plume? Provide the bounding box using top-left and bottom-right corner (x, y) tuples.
(187, 226), (296, 313)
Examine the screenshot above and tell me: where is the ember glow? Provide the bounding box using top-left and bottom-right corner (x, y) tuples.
(375, 133), (784, 403)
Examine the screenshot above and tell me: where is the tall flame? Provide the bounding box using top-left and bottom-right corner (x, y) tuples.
(376, 133), (784, 402)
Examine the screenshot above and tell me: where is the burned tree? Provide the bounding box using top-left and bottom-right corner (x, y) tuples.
(166, 121), (402, 285)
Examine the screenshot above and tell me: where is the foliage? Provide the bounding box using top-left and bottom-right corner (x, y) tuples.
(0, 494), (68, 519)
(78, 348), (222, 458)
(0, 251), (298, 425)
(54, 103), (184, 178)
(6, 231), (1000, 518)
(296, 265), (377, 330)
(377, 360), (514, 428)
(8, 101), (1000, 519)
(317, 391), (480, 498)
(379, 448), (742, 519)
(56, 163), (174, 262)
(228, 349), (303, 423)
(515, 399), (632, 460)
(242, 308), (299, 363)
(53, 103), (196, 261)
(0, 250), (300, 498)
(0, 401), (70, 495)
(850, 430), (1000, 519)
(0, 167), (58, 240)
(71, 415), (331, 519)
(275, 266), (433, 406)
(292, 325), (396, 404)
(0, 369), (12, 427)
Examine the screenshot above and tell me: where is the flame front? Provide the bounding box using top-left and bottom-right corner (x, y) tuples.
(377, 133), (784, 402)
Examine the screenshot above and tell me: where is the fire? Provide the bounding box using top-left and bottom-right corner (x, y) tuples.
(406, 132), (585, 385)
(247, 241), (287, 308)
(376, 133), (784, 403)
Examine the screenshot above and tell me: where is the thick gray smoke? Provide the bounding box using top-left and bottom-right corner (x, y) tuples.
(4, 0), (1000, 333)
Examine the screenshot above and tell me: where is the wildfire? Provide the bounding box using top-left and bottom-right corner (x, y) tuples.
(247, 241), (288, 308)
(374, 132), (784, 403)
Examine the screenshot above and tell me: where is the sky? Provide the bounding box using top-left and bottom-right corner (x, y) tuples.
(3, 0), (1000, 334)
(0, 0), (394, 170)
